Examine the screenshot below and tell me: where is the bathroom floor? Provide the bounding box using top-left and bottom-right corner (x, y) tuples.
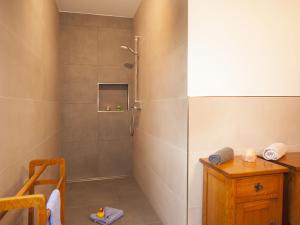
(65, 177), (163, 225)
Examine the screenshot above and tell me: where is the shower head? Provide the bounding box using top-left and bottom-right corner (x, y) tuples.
(120, 45), (138, 55)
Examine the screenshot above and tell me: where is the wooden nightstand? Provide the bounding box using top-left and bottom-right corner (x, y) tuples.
(200, 156), (288, 225)
(261, 152), (300, 225)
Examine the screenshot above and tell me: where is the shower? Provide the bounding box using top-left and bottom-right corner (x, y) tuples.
(120, 45), (138, 55)
(121, 36), (141, 136)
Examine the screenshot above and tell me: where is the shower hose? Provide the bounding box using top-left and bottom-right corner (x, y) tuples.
(129, 106), (136, 136)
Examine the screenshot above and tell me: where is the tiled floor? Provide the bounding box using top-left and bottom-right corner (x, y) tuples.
(65, 177), (163, 225)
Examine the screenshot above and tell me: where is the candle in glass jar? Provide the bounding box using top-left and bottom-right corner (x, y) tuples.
(242, 149), (257, 162)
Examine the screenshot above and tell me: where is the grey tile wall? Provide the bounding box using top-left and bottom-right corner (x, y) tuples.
(60, 12), (134, 181)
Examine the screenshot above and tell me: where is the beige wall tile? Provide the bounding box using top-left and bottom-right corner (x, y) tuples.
(97, 139), (133, 177)
(61, 65), (98, 103)
(62, 103), (97, 142)
(99, 28), (134, 66)
(98, 16), (133, 30)
(0, 0), (44, 57)
(60, 12), (99, 27)
(0, 24), (44, 99)
(60, 13), (134, 180)
(133, 0), (188, 224)
(0, 99), (22, 173)
(61, 25), (99, 65)
(60, 12), (133, 30)
(134, 153), (187, 225)
(98, 112), (130, 141)
(189, 97), (300, 152)
(134, 129), (187, 199)
(59, 25), (71, 65)
(188, 207), (201, 225)
(98, 66), (133, 84)
(62, 65), (98, 85)
(136, 98), (188, 149)
(0, 1), (60, 219)
(63, 139), (98, 180)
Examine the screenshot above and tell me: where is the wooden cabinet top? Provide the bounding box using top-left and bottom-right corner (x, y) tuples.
(269, 152), (300, 171)
(200, 156), (288, 178)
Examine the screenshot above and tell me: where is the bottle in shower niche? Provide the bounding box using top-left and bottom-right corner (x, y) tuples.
(116, 105), (123, 111)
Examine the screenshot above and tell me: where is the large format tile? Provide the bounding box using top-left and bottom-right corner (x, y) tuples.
(65, 203), (124, 225)
(134, 156), (187, 225)
(0, 24), (44, 99)
(98, 17), (133, 30)
(97, 139), (133, 177)
(98, 28), (134, 66)
(98, 66), (133, 84)
(0, 2), (60, 225)
(133, 5), (188, 225)
(61, 25), (98, 65)
(60, 12), (133, 30)
(60, 13), (134, 180)
(66, 182), (118, 207)
(63, 140), (98, 180)
(98, 112), (131, 141)
(61, 65), (98, 103)
(62, 103), (98, 142)
(189, 97), (300, 152)
(0, 98), (21, 172)
(0, 0), (44, 57)
(65, 178), (163, 225)
(60, 12), (99, 27)
(136, 98), (188, 150)
(98, 66), (134, 104)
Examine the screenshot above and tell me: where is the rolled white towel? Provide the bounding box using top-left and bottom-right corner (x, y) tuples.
(263, 143), (288, 160)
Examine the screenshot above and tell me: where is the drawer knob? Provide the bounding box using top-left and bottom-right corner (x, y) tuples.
(254, 183), (264, 192)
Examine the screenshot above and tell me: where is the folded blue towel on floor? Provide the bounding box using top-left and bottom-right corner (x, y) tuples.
(90, 207), (124, 225)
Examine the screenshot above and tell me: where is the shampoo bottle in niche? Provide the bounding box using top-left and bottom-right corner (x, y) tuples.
(116, 105), (123, 111)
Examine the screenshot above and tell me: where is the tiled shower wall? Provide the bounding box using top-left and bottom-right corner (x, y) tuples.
(133, 0), (188, 225)
(60, 13), (134, 181)
(0, 0), (60, 224)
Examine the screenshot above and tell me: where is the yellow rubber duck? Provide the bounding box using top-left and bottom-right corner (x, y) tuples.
(96, 208), (105, 219)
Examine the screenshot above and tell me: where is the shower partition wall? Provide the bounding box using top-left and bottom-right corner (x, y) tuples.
(60, 12), (135, 181)
(133, 1), (188, 225)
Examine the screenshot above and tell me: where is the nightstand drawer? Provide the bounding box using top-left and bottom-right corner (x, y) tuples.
(236, 175), (280, 198)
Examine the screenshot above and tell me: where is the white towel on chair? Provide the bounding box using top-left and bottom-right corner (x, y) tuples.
(47, 189), (61, 225)
(262, 143), (288, 160)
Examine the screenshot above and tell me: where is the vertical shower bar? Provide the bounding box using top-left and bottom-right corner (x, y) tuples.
(134, 36), (140, 106)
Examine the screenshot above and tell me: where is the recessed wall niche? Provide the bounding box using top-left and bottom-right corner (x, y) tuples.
(98, 83), (129, 112)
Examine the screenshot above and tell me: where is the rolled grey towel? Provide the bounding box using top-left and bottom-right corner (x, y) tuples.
(208, 147), (234, 165)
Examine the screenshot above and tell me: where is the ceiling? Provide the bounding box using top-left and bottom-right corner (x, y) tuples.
(56, 0), (142, 18)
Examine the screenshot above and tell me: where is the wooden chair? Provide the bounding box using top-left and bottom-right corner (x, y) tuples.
(0, 158), (65, 225)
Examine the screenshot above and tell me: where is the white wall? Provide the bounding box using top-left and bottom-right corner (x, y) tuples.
(188, 0), (300, 96)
